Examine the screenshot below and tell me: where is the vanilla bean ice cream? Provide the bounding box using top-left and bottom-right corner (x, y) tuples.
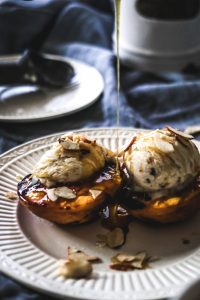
(33, 134), (111, 187)
(124, 128), (200, 199)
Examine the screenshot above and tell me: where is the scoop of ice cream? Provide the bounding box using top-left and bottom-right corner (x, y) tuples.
(124, 128), (200, 198)
(33, 134), (112, 187)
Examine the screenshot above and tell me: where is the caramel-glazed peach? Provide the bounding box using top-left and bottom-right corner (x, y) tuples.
(18, 164), (122, 224)
(17, 134), (122, 224)
(128, 177), (200, 224)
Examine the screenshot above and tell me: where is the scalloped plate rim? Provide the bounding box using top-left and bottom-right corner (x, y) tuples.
(0, 127), (199, 300)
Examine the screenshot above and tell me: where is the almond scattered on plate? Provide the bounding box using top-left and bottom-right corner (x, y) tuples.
(4, 191), (18, 200)
(58, 259), (92, 279)
(58, 246), (102, 279)
(67, 246), (102, 263)
(110, 251), (158, 271)
(96, 227), (125, 249)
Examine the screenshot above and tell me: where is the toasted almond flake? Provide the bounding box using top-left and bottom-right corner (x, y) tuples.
(130, 260), (144, 269)
(58, 259), (92, 279)
(110, 251), (155, 271)
(59, 137), (80, 150)
(89, 189), (102, 200)
(112, 253), (137, 263)
(67, 247), (102, 263)
(135, 251), (147, 260)
(54, 187), (76, 199)
(176, 135), (191, 148)
(107, 227), (125, 249)
(130, 251), (148, 269)
(4, 191), (18, 200)
(167, 126), (193, 139)
(46, 188), (58, 201)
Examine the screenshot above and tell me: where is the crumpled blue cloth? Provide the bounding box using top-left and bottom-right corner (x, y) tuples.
(0, 0), (200, 299)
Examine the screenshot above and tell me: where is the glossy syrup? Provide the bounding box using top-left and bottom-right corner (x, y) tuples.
(17, 164), (120, 205)
(115, 0), (121, 156)
(99, 0), (131, 234)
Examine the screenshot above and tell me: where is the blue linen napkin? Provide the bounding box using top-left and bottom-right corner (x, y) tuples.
(0, 0), (200, 299)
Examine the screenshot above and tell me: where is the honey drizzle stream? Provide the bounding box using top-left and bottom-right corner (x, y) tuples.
(115, 0), (121, 170)
(100, 1), (130, 233)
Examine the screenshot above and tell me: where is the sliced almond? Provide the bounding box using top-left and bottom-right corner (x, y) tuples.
(107, 227), (125, 249)
(110, 251), (155, 271)
(54, 187), (76, 199)
(130, 260), (144, 269)
(130, 251), (148, 269)
(135, 251), (147, 262)
(58, 259), (92, 279)
(59, 137), (80, 150)
(112, 253), (137, 263)
(46, 188), (58, 201)
(67, 247), (102, 263)
(167, 126), (193, 140)
(4, 191), (18, 200)
(89, 189), (103, 200)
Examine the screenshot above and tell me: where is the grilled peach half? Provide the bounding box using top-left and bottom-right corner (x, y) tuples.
(17, 164), (122, 224)
(126, 176), (200, 224)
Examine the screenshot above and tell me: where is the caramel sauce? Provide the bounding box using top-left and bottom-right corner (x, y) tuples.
(100, 165), (200, 228)
(99, 3), (132, 233)
(100, 202), (130, 230)
(17, 163), (121, 206)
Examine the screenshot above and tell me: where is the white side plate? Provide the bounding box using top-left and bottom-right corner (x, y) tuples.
(0, 56), (104, 122)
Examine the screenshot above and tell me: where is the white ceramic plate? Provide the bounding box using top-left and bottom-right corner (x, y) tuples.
(1, 128), (200, 300)
(0, 56), (104, 122)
